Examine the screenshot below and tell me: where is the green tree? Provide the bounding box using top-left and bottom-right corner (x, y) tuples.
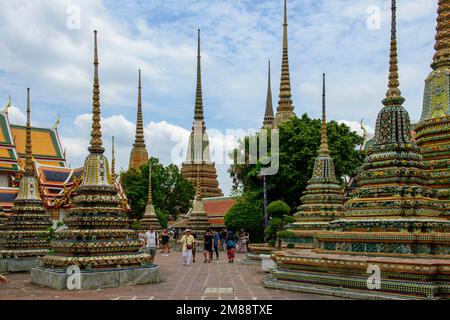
(229, 114), (365, 210)
(266, 200), (291, 217)
(224, 191), (265, 242)
(120, 157), (195, 224)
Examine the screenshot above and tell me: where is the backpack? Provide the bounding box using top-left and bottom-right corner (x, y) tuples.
(226, 239), (235, 249)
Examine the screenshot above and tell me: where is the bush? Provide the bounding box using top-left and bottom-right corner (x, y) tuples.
(277, 230), (295, 239)
(225, 191), (264, 242)
(287, 243), (295, 249)
(266, 200), (291, 218)
(268, 239), (277, 247)
(283, 215), (295, 224)
(268, 217), (284, 229)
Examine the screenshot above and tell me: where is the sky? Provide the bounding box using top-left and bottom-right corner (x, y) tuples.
(0, 0), (439, 195)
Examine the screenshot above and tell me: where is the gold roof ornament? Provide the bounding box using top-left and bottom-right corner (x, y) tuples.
(53, 113), (60, 131)
(360, 118), (367, 151)
(2, 95), (11, 114)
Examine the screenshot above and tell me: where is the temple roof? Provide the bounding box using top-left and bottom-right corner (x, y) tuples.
(0, 110), (66, 172)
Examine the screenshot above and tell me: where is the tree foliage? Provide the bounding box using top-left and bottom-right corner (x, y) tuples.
(120, 157), (195, 223)
(266, 200), (291, 217)
(229, 114), (365, 210)
(224, 191), (264, 242)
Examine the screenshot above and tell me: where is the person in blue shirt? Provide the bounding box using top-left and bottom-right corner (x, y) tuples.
(213, 230), (221, 260)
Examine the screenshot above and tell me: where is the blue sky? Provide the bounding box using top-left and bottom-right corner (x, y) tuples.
(0, 0), (438, 195)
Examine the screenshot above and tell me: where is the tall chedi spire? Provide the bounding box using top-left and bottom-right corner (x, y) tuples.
(129, 69), (149, 170)
(415, 0), (450, 207)
(343, 0), (441, 218)
(262, 60), (274, 129)
(274, 0), (296, 128)
(32, 31), (157, 290)
(140, 162), (162, 231)
(0, 88), (52, 272)
(187, 165), (211, 241)
(111, 136), (116, 179)
(289, 74), (344, 247)
(181, 29), (223, 198)
(264, 2), (450, 300)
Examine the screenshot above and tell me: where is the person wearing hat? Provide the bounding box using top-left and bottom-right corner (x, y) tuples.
(180, 229), (195, 266)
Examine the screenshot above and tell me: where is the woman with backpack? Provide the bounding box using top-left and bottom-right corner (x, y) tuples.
(225, 231), (238, 263)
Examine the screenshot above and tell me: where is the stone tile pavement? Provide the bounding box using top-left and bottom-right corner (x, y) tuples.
(0, 252), (341, 300)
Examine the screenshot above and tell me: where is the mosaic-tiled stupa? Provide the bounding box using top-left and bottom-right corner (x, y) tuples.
(181, 29), (223, 198)
(31, 31), (159, 290)
(264, 1), (450, 300)
(0, 88), (52, 272)
(187, 171), (211, 241)
(415, 0), (450, 214)
(274, 0), (296, 128)
(287, 74), (344, 248)
(140, 162), (162, 231)
(128, 70), (149, 170)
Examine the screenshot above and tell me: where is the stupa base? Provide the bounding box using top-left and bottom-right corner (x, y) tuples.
(31, 264), (160, 290)
(0, 257), (43, 273)
(263, 275), (423, 300)
(263, 249), (450, 300)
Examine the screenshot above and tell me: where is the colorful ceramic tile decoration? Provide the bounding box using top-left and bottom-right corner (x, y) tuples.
(264, 0), (450, 300)
(415, 0), (450, 216)
(286, 73), (345, 248)
(37, 31), (152, 271)
(0, 89), (52, 269)
(180, 30), (223, 199)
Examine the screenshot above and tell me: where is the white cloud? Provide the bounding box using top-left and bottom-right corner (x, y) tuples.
(0, 0), (439, 196)
(6, 105), (26, 125)
(60, 113), (239, 195)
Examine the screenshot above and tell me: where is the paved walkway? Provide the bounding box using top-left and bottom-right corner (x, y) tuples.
(0, 252), (340, 300)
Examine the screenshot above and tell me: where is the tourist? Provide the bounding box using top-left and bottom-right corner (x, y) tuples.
(138, 231), (146, 252)
(0, 274), (6, 283)
(203, 229), (213, 263)
(161, 229), (170, 256)
(213, 230), (220, 260)
(220, 229), (227, 251)
(226, 231), (238, 263)
(191, 232), (197, 263)
(144, 227), (158, 263)
(180, 229), (195, 266)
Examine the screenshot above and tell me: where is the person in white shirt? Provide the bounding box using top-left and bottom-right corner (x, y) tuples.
(144, 227), (158, 263)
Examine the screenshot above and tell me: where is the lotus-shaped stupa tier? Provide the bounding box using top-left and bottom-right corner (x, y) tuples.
(40, 31), (152, 270)
(0, 88), (52, 260)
